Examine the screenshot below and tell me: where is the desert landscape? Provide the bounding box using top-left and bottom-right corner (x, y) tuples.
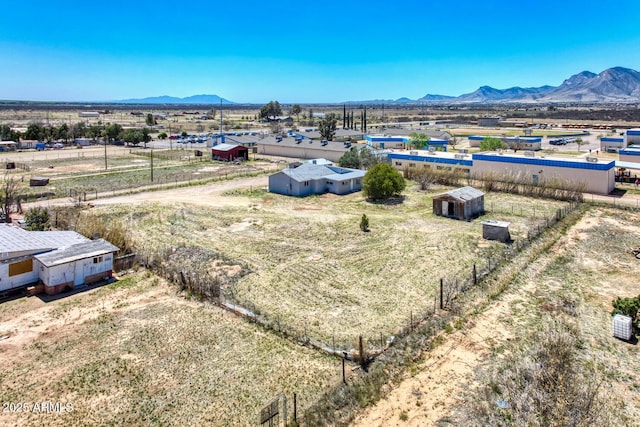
(1, 104), (640, 427)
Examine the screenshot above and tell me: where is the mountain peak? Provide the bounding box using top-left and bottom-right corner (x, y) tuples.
(116, 94), (234, 105)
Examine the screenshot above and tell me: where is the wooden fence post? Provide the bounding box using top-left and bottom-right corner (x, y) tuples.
(473, 264), (477, 285)
(440, 278), (444, 310)
(342, 357), (346, 384)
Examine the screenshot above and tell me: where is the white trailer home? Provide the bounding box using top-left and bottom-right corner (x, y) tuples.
(34, 239), (119, 295)
(0, 224), (118, 295)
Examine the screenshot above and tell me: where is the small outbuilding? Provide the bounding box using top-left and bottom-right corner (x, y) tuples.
(432, 186), (485, 220)
(29, 177), (50, 187)
(211, 143), (249, 162)
(481, 220), (511, 243)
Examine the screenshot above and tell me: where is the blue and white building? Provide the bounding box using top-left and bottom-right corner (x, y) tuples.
(600, 137), (625, 152)
(625, 129), (640, 146)
(389, 149), (615, 194)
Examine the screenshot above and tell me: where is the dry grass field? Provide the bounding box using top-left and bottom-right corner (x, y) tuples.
(0, 272), (343, 426)
(74, 184), (569, 353)
(352, 206), (640, 426)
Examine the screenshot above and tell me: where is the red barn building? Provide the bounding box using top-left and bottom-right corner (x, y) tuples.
(211, 143), (249, 162)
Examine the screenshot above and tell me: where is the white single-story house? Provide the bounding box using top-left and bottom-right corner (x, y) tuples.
(269, 163), (365, 197)
(0, 224), (119, 295)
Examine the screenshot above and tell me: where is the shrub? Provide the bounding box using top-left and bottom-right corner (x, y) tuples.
(453, 322), (611, 426)
(363, 163), (406, 200)
(24, 206), (50, 230)
(359, 214), (369, 232)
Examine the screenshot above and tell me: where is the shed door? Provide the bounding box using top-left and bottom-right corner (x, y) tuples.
(74, 261), (85, 286)
(442, 201), (448, 215)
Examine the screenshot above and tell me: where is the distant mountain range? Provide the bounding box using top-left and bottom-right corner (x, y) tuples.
(115, 94), (234, 105)
(111, 67), (640, 105)
(352, 67), (640, 104)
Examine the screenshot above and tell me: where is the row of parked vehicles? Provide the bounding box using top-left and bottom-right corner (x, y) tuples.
(35, 142), (65, 150)
(548, 137), (577, 145)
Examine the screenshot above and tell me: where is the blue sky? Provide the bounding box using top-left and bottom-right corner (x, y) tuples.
(1, 0), (639, 103)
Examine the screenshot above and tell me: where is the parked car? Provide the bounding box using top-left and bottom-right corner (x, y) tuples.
(53, 143), (64, 149)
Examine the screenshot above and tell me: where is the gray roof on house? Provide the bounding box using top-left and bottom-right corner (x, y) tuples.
(278, 163), (365, 182)
(0, 224), (88, 256)
(434, 186), (484, 201)
(34, 239), (119, 268)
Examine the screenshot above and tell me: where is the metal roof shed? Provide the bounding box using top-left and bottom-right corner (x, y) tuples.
(211, 143), (249, 161)
(432, 186), (485, 220)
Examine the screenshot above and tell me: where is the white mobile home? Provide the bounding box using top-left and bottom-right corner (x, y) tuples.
(0, 224), (118, 295)
(34, 239), (119, 294)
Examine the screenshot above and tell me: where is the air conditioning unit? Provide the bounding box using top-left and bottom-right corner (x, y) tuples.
(410, 151), (418, 155)
(524, 150), (535, 157)
(586, 156), (598, 163)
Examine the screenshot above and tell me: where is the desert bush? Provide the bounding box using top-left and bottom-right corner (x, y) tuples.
(452, 321), (612, 427)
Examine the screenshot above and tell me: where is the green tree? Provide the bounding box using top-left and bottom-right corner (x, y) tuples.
(408, 132), (430, 149)
(55, 123), (70, 142)
(359, 147), (380, 170)
(24, 207), (49, 231)
(141, 128), (152, 148)
(145, 113), (156, 126)
(122, 129), (142, 146)
(24, 123), (44, 140)
(318, 113), (337, 141)
(86, 124), (104, 143)
(0, 124), (20, 141)
(479, 137), (507, 151)
(259, 101), (283, 121)
(359, 214), (369, 232)
(338, 148), (361, 168)
(290, 104), (302, 123)
(103, 123), (123, 144)
(72, 122), (86, 139)
(157, 132), (168, 140)
(363, 163), (406, 200)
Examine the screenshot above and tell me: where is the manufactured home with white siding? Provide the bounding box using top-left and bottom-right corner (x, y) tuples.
(0, 224), (119, 295)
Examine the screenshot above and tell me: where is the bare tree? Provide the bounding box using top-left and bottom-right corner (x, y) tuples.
(1, 174), (20, 223)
